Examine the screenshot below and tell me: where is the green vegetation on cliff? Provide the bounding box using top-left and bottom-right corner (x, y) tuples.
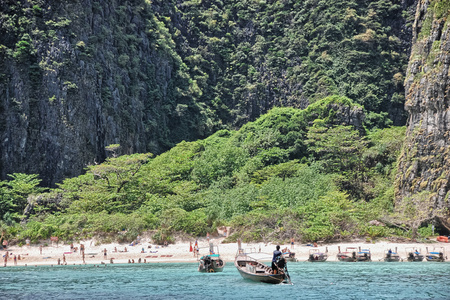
(1, 96), (413, 244)
(0, 0), (413, 185)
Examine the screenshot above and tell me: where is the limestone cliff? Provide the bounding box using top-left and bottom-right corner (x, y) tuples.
(0, 0), (205, 186)
(396, 0), (450, 229)
(0, 0), (416, 186)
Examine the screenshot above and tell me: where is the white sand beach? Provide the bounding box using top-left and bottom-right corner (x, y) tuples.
(2, 236), (449, 267)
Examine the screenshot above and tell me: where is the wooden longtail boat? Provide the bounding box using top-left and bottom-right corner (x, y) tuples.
(234, 253), (290, 284)
(356, 248), (371, 262)
(405, 247), (424, 262)
(308, 247), (328, 262)
(198, 254), (225, 273)
(337, 246), (371, 262)
(337, 246), (357, 262)
(284, 251), (297, 262)
(384, 247), (401, 262)
(425, 247), (446, 262)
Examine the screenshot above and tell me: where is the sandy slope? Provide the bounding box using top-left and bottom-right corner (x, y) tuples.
(2, 237), (449, 267)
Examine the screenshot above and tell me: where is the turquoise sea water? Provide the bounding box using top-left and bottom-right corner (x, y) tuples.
(0, 262), (449, 299)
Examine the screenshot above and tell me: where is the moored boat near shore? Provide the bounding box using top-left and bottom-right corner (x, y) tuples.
(405, 247), (424, 262)
(197, 243), (225, 272)
(337, 246), (371, 262)
(283, 250), (297, 262)
(356, 248), (371, 262)
(337, 246), (357, 262)
(308, 247), (328, 262)
(425, 247), (446, 262)
(198, 254), (225, 272)
(383, 247), (401, 262)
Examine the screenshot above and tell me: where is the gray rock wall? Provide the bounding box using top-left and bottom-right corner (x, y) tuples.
(396, 0), (450, 228)
(0, 0), (199, 186)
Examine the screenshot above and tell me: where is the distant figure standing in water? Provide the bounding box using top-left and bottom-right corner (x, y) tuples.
(272, 245), (282, 274)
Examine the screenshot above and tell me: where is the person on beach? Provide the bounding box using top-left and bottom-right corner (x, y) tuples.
(82, 251), (85, 264)
(103, 248), (107, 259)
(291, 238), (294, 249)
(39, 245), (42, 255)
(13, 255), (17, 265)
(272, 245), (282, 274)
(4, 251), (9, 267)
(63, 254), (66, 264)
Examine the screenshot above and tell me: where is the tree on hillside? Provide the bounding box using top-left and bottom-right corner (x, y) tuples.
(306, 125), (368, 199)
(0, 173), (43, 224)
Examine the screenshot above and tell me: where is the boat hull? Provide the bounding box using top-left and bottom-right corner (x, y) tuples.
(234, 255), (287, 284)
(198, 255), (225, 273)
(308, 254), (328, 262)
(406, 254), (424, 262)
(384, 257), (401, 262)
(236, 268), (286, 284)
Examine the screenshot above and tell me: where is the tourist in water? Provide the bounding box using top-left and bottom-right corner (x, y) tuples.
(272, 245), (282, 274)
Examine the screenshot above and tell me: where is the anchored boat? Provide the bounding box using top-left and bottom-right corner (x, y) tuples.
(384, 247), (401, 262)
(197, 243), (225, 273)
(198, 254), (225, 273)
(405, 247), (424, 262)
(308, 247), (328, 262)
(425, 247), (446, 262)
(337, 246), (371, 262)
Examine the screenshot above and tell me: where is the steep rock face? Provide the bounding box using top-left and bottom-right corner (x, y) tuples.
(396, 0), (450, 228)
(0, 0), (417, 187)
(0, 0), (204, 186)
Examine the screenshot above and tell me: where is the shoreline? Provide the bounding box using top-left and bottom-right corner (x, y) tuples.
(2, 237), (449, 267)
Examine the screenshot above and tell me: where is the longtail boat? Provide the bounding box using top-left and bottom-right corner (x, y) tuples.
(384, 247), (401, 262)
(308, 247), (328, 262)
(405, 247), (424, 262)
(197, 243), (225, 273)
(425, 247), (446, 262)
(234, 252), (291, 284)
(198, 254), (225, 273)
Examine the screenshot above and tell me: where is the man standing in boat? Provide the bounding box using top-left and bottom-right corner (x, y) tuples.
(272, 245), (282, 274)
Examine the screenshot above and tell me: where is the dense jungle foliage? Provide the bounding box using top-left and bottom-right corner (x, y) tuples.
(157, 0), (412, 128)
(1, 96), (430, 245)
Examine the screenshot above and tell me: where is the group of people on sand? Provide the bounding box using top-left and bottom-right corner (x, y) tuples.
(2, 251), (25, 267)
